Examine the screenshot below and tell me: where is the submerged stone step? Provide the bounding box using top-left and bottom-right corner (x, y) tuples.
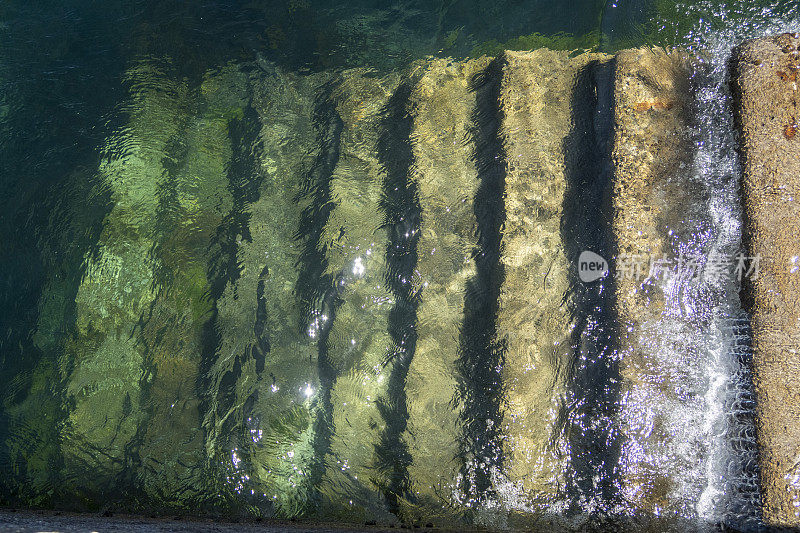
(61, 58), (195, 498)
(400, 56), (489, 522)
(137, 64), (251, 507)
(61, 59), (252, 505)
(733, 33), (800, 528)
(204, 66), (325, 515)
(496, 49), (610, 514)
(316, 68), (401, 520)
(611, 48), (707, 515)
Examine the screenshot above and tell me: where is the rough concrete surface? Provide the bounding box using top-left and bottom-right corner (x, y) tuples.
(611, 48), (701, 514)
(734, 33), (800, 528)
(0, 509), (422, 533)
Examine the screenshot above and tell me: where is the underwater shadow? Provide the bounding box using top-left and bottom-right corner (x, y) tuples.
(455, 54), (508, 506)
(558, 56), (624, 515)
(374, 76), (422, 516)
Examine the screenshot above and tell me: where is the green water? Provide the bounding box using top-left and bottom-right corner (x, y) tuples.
(0, 0), (797, 530)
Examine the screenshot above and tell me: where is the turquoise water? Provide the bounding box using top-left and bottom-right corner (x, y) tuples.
(0, 1), (798, 530)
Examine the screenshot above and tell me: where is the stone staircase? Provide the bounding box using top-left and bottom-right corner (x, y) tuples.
(14, 36), (799, 529)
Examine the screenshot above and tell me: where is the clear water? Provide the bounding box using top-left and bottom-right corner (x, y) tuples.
(0, 0), (798, 530)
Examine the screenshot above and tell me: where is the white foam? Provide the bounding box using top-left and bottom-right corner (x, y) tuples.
(661, 5), (799, 529)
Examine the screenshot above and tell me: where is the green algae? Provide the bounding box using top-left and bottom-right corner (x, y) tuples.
(471, 31), (601, 57)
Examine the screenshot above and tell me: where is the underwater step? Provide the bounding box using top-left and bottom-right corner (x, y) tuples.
(59, 58), (197, 499)
(399, 56), (489, 523)
(314, 68), (402, 521)
(495, 49), (612, 516)
(734, 33), (800, 528)
(612, 48), (707, 516)
(59, 59), (252, 505)
(205, 66), (326, 515)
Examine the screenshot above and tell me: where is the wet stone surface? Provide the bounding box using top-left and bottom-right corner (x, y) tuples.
(734, 33), (800, 528)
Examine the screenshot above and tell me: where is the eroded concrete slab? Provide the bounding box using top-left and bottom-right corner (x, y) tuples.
(733, 33), (800, 527)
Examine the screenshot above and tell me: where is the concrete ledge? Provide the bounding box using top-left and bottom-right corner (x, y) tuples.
(0, 509), (427, 533)
(733, 33), (800, 528)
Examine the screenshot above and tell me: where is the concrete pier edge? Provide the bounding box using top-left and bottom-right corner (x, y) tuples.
(733, 33), (800, 528)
